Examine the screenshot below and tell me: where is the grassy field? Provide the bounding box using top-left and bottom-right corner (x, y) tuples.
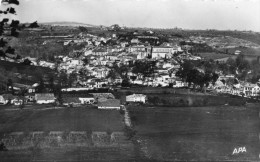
(197, 52), (232, 60)
(128, 104), (260, 161)
(219, 47), (260, 56)
(146, 93), (248, 107)
(0, 60), (52, 73)
(116, 87), (249, 107)
(0, 107), (124, 134)
(0, 107), (136, 161)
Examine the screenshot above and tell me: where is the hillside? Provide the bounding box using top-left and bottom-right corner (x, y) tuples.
(40, 21), (98, 28)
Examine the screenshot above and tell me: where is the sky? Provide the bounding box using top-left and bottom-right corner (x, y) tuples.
(8, 0), (260, 31)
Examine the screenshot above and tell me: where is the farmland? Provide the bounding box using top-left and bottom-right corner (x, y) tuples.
(128, 104), (260, 161)
(197, 52), (232, 60)
(0, 107), (124, 133)
(220, 47), (260, 56)
(0, 107), (136, 161)
(116, 87), (250, 107)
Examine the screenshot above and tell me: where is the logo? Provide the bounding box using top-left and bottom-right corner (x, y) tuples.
(232, 147), (246, 155)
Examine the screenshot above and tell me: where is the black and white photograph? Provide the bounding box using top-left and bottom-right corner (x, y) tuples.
(0, 0), (260, 161)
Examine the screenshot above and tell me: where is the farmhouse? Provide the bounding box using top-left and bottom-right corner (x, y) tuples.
(126, 94), (147, 103)
(62, 93), (95, 106)
(97, 99), (121, 110)
(62, 96), (81, 106)
(35, 93), (55, 104)
(242, 83), (260, 97)
(78, 94), (95, 104)
(0, 94), (15, 105)
(12, 97), (24, 106)
(0, 95), (8, 105)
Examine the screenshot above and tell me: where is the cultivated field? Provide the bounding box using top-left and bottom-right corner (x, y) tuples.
(197, 52), (232, 60)
(128, 104), (260, 161)
(0, 107), (124, 133)
(0, 107), (136, 161)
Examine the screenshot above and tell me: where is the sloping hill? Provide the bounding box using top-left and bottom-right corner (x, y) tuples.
(40, 21), (98, 27)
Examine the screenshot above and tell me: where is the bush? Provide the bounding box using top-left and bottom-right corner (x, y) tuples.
(119, 109), (125, 115)
(124, 127), (136, 140)
(106, 129), (112, 136)
(203, 98), (209, 105)
(19, 104), (24, 109)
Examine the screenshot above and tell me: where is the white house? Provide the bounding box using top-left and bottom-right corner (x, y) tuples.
(92, 48), (108, 56)
(234, 50), (241, 55)
(79, 97), (95, 104)
(35, 93), (55, 104)
(13, 98), (23, 106)
(242, 83), (260, 97)
(0, 94), (15, 105)
(39, 61), (55, 69)
(131, 38), (139, 44)
(128, 46), (151, 60)
(0, 95), (8, 105)
(126, 94), (147, 103)
(152, 47), (173, 59)
(173, 79), (187, 88)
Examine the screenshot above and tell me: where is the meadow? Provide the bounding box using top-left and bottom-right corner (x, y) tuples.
(0, 107), (124, 134)
(0, 107), (136, 161)
(128, 104), (260, 161)
(197, 52), (232, 60)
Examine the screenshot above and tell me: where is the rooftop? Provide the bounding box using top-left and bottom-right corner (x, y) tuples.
(35, 93), (55, 101)
(97, 99), (120, 107)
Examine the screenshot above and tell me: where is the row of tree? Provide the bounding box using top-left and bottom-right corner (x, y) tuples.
(176, 60), (219, 91)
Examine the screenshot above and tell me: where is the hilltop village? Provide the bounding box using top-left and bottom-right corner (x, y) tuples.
(0, 24), (260, 107)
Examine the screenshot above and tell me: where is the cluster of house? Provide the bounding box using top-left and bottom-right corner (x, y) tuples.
(2, 29), (260, 102)
(0, 93), (56, 106)
(0, 89), (147, 110)
(1, 29), (206, 92)
(189, 35), (260, 49)
(213, 75), (260, 98)
(20, 32), (202, 90)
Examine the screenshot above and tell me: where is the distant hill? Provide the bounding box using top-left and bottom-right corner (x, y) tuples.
(40, 21), (98, 27)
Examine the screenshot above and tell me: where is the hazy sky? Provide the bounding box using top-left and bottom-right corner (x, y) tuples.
(12, 0), (260, 31)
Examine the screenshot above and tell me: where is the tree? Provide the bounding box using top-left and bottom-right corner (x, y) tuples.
(177, 60), (219, 91)
(59, 71), (68, 87)
(68, 72), (77, 87)
(226, 58), (236, 74)
(28, 21), (39, 28)
(22, 58), (32, 65)
(211, 73), (219, 85)
(110, 62), (128, 79)
(130, 76), (137, 82)
(0, 0), (20, 61)
(79, 26), (88, 33)
(176, 60), (195, 82)
(82, 57), (89, 66)
(235, 54), (250, 72)
(106, 69), (117, 82)
(121, 78), (131, 87)
(110, 24), (121, 32)
(132, 60), (156, 81)
(7, 78), (13, 92)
